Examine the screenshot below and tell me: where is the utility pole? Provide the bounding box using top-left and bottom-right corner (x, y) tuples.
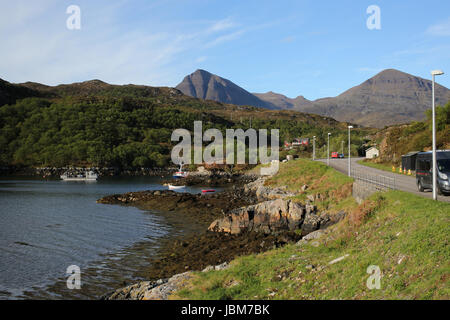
(348, 126), (353, 176)
(431, 69), (444, 200)
(327, 133), (331, 165)
(313, 136), (316, 160)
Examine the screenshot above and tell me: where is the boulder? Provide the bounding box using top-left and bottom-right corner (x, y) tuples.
(255, 185), (295, 201)
(104, 272), (192, 300)
(208, 199), (307, 235)
(301, 210), (321, 235)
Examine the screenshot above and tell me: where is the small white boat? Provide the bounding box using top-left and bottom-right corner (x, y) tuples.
(60, 170), (98, 181)
(173, 163), (189, 178)
(168, 184), (185, 190)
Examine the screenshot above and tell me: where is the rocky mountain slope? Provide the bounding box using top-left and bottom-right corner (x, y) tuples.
(176, 69), (450, 128)
(253, 91), (311, 110)
(297, 69), (450, 128)
(176, 69), (276, 109)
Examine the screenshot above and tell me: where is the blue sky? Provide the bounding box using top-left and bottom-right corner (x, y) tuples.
(1, 0), (449, 100)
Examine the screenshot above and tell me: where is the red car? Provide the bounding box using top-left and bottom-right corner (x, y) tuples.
(331, 152), (339, 158)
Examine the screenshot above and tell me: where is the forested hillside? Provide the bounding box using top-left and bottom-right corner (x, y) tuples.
(0, 79), (370, 169)
(367, 101), (450, 166)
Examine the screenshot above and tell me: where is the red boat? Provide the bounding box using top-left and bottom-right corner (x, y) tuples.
(201, 189), (215, 193)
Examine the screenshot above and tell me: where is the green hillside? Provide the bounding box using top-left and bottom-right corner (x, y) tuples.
(365, 101), (450, 167)
(0, 80), (371, 169)
(173, 160), (450, 300)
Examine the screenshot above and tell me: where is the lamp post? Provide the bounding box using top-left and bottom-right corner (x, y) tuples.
(348, 126), (353, 176)
(431, 70), (444, 200)
(327, 133), (331, 165)
(313, 136), (316, 160)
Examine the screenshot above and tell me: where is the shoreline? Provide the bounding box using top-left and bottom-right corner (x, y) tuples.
(0, 166), (172, 177)
(16, 174), (260, 299)
(99, 174), (347, 300)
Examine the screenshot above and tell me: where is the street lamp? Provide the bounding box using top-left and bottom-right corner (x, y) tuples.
(431, 69), (444, 200)
(327, 133), (331, 165)
(313, 136), (316, 160)
(348, 125), (353, 176)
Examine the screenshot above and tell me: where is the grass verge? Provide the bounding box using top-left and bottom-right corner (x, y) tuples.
(263, 158), (355, 213)
(357, 159), (415, 177)
(172, 161), (449, 300)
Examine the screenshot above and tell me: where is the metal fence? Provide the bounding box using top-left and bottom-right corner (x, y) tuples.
(350, 169), (396, 191)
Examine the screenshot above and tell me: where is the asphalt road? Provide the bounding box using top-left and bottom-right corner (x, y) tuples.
(318, 157), (450, 203)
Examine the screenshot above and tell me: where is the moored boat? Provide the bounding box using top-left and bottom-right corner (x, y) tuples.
(60, 171), (98, 181)
(173, 163), (189, 178)
(168, 184), (185, 190)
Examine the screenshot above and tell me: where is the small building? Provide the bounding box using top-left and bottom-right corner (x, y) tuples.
(291, 138), (309, 147)
(365, 147), (379, 159)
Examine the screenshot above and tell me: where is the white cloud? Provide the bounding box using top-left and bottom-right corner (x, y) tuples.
(426, 17), (450, 36)
(0, 1), (248, 86)
(0, 1), (277, 87)
(208, 18), (237, 33)
(204, 30), (245, 48)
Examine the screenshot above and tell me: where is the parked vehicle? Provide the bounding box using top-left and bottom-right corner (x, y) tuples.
(331, 152), (339, 158)
(416, 150), (450, 195)
(339, 153), (345, 158)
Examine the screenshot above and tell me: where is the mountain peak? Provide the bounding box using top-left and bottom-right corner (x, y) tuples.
(371, 68), (415, 79)
(193, 69), (212, 75)
(299, 68), (450, 127)
(176, 70), (276, 109)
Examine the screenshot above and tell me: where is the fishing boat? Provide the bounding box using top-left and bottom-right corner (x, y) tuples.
(60, 171), (98, 181)
(173, 163), (189, 179)
(168, 184), (185, 190)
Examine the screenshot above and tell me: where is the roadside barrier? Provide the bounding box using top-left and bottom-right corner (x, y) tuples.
(351, 169), (396, 191)
(351, 169), (396, 203)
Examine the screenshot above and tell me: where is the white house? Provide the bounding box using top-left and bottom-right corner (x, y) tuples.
(365, 147), (379, 159)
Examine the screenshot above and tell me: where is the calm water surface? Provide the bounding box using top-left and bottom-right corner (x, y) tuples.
(0, 176), (217, 299)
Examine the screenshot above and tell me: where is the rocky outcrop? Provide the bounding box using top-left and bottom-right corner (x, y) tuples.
(103, 272), (193, 300)
(104, 263), (231, 300)
(244, 177), (295, 201)
(255, 185), (295, 201)
(208, 198), (346, 236)
(173, 172), (258, 187)
(97, 188), (258, 226)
